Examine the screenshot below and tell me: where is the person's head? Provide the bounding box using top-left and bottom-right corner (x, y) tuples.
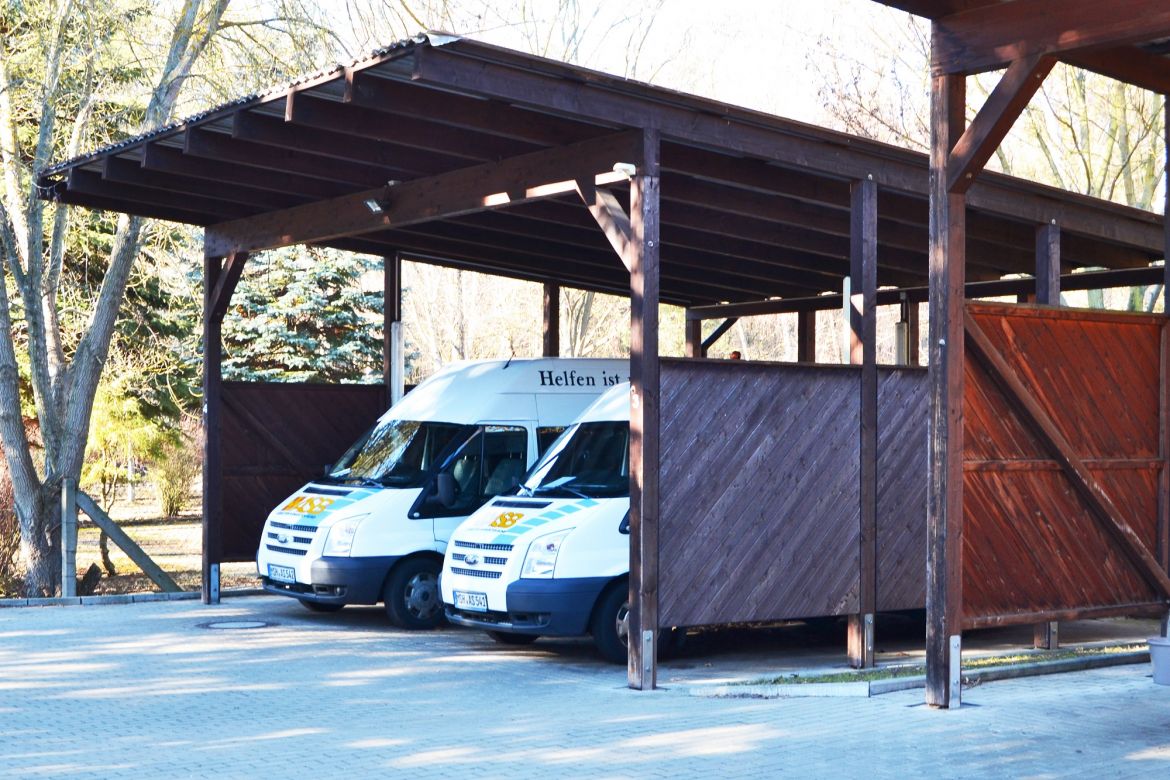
(729, 350), (742, 360)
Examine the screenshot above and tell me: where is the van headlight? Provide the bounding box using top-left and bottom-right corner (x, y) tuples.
(323, 515), (367, 556)
(521, 529), (572, 579)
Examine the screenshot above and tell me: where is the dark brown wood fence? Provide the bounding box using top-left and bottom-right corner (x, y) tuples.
(658, 359), (930, 628)
(217, 382), (387, 562)
(962, 303), (1170, 628)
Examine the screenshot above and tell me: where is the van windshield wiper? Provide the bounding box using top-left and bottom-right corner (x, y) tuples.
(532, 483), (589, 500)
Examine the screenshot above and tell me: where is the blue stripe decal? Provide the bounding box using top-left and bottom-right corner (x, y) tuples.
(489, 498), (599, 545)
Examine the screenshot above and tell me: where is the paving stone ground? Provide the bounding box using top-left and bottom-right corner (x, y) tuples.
(1, 596), (1168, 779)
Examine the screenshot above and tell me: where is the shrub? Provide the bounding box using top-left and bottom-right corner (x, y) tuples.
(0, 478), (21, 598)
(150, 428), (201, 519)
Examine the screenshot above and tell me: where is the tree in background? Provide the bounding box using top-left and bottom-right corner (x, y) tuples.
(221, 247), (385, 383)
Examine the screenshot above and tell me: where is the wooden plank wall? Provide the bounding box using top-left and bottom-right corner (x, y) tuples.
(658, 359), (861, 627)
(877, 366), (929, 611)
(962, 303), (1166, 626)
(218, 382), (387, 562)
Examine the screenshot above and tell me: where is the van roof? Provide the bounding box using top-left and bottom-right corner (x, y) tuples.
(576, 381), (631, 423)
(384, 358), (628, 425)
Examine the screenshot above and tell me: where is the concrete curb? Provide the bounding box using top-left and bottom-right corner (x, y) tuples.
(0, 588), (265, 608)
(691, 650), (1152, 699)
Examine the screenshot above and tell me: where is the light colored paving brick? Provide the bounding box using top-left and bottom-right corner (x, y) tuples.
(0, 597), (1167, 778)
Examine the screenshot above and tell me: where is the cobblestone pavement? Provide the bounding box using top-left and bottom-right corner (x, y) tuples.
(2, 596), (1168, 779)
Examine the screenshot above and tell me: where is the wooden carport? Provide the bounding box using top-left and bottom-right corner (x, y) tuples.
(37, 32), (1168, 694)
(875, 0), (1170, 707)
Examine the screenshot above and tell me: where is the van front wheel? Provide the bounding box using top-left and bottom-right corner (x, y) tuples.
(590, 583), (629, 664)
(383, 558), (444, 629)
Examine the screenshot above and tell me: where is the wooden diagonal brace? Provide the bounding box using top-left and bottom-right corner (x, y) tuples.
(575, 180), (633, 271)
(947, 54), (1055, 195)
(209, 251), (249, 323)
(965, 315), (1170, 598)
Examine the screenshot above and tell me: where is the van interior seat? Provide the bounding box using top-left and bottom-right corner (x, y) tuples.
(484, 458), (525, 496)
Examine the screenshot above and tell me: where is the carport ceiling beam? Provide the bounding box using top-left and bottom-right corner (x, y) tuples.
(411, 46), (1165, 252)
(203, 130), (641, 258)
(931, 0), (1170, 75)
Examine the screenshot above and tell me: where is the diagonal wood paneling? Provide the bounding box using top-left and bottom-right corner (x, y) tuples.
(659, 359), (860, 627)
(962, 303), (1166, 627)
(877, 367), (929, 610)
(219, 382), (387, 562)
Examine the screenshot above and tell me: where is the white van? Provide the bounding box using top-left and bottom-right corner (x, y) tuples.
(440, 381), (634, 662)
(256, 358), (628, 628)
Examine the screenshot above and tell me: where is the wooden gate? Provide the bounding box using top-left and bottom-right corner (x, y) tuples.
(216, 382), (387, 562)
(962, 303), (1170, 628)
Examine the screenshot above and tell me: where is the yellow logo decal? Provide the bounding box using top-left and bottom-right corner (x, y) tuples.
(282, 495), (335, 515)
(490, 511), (524, 529)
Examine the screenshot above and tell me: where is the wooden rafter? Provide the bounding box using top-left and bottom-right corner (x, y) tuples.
(932, 0), (1170, 75)
(965, 315), (1170, 599)
(204, 130), (639, 257)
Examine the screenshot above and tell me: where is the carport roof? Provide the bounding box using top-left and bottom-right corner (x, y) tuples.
(37, 33), (1165, 308)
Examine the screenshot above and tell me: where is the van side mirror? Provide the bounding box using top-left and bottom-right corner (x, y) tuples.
(436, 473), (456, 508)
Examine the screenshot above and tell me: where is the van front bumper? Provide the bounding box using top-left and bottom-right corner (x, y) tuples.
(445, 576), (613, 636)
(262, 555), (400, 606)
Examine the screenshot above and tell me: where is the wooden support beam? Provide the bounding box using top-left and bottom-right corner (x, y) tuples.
(1035, 222), (1061, 305)
(543, 283), (560, 357)
(965, 315), (1170, 599)
(76, 492), (182, 593)
(947, 55), (1055, 194)
(185, 127), (386, 187)
(932, 0), (1170, 75)
(798, 310), (816, 363)
(701, 318), (739, 351)
(576, 181), (634, 272)
(1065, 47), (1170, 98)
(848, 177), (878, 670)
(385, 253), (404, 404)
(202, 247), (224, 605)
(926, 65), (966, 710)
(628, 129), (661, 691)
(684, 317), (703, 358)
(209, 251), (249, 323)
(204, 130), (639, 258)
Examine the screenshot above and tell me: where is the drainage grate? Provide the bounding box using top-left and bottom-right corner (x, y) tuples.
(197, 620), (274, 630)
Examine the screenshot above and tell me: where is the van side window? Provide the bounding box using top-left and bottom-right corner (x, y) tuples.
(536, 426), (566, 456)
(436, 425), (528, 516)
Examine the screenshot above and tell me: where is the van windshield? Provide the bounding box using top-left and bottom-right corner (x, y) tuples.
(326, 420), (472, 488)
(521, 421), (629, 498)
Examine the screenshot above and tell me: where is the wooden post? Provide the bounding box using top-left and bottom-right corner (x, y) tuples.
(628, 129), (661, 691)
(543, 282), (561, 357)
(907, 298), (921, 367)
(926, 63), (967, 709)
(202, 249), (224, 605)
(684, 315), (703, 358)
(1034, 221), (1061, 649)
(60, 477), (77, 598)
(1035, 221), (1061, 305)
(384, 253), (404, 404)
(1163, 101), (1170, 637)
(798, 310), (816, 363)
(848, 177), (878, 669)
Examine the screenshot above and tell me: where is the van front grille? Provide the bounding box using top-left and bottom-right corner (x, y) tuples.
(450, 567), (501, 579)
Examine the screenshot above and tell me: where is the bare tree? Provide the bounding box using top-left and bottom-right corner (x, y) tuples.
(0, 0), (231, 596)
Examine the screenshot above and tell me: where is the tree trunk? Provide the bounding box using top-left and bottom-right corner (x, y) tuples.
(20, 485), (60, 596)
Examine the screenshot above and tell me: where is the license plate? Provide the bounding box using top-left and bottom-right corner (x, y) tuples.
(268, 564), (296, 584)
(454, 590), (488, 612)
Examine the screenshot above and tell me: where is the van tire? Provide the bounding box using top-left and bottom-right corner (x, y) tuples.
(590, 582), (629, 664)
(383, 558), (444, 629)
(299, 600), (343, 613)
(486, 631), (539, 645)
